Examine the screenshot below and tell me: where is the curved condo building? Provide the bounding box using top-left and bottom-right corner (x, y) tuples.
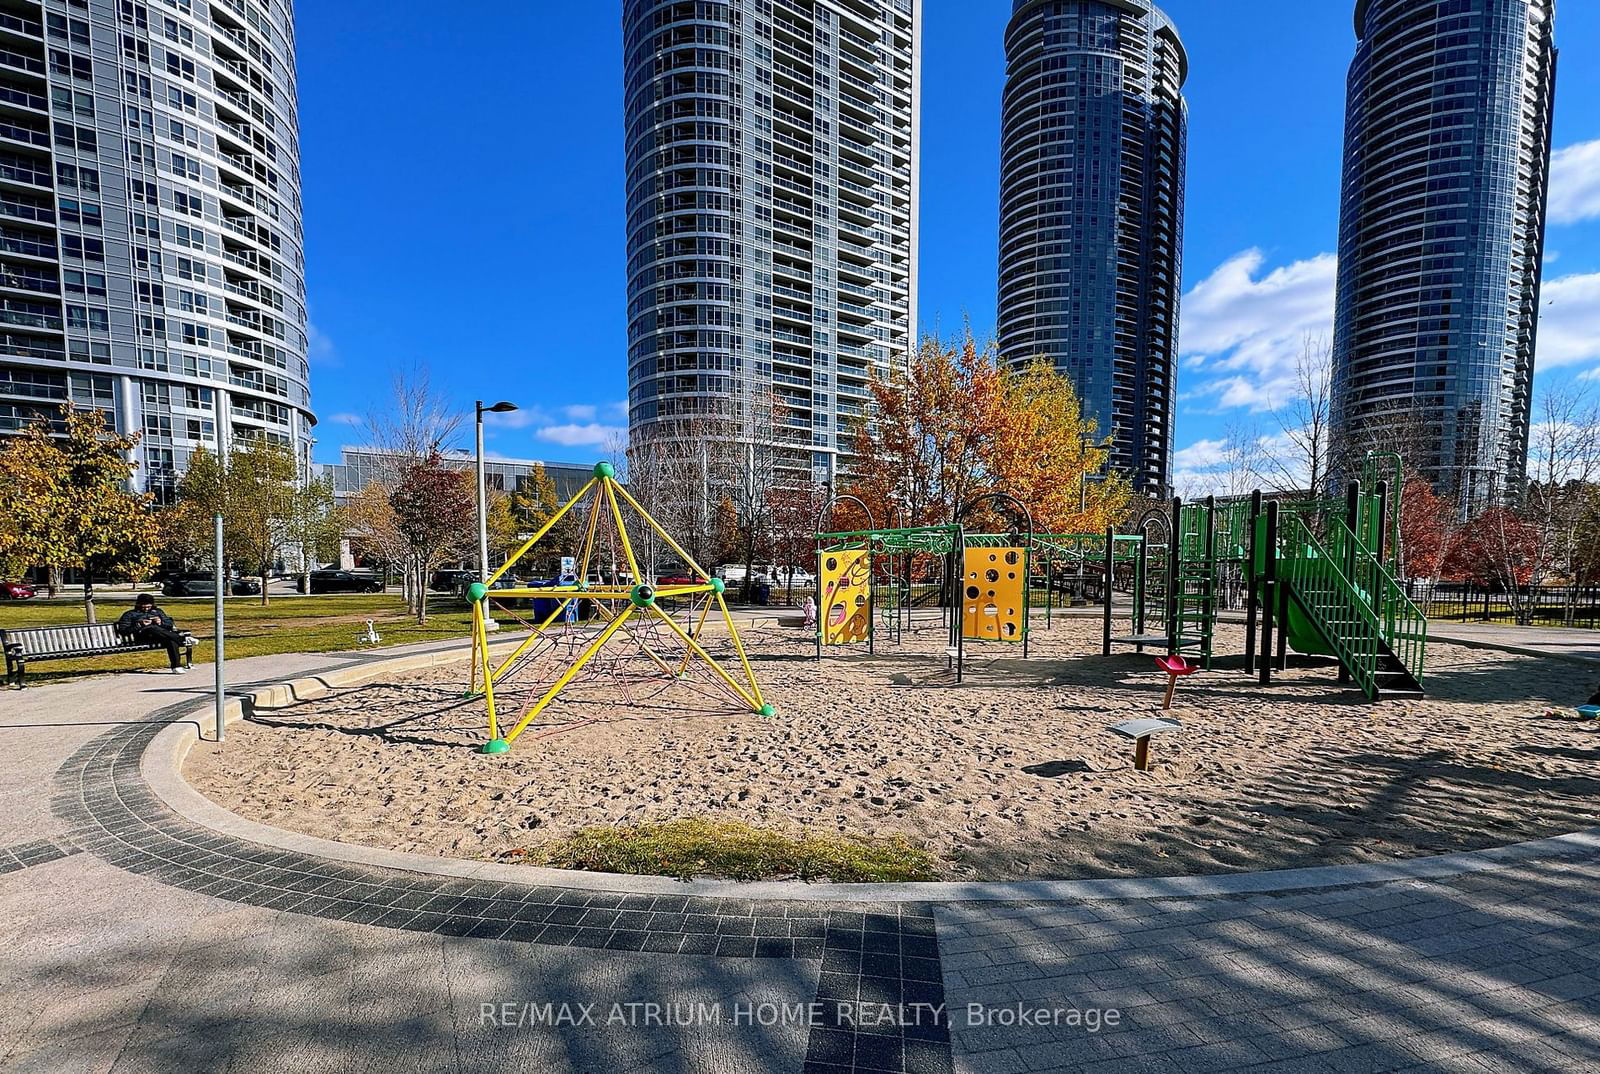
(0, 0), (311, 497)
(997, 0), (1187, 496)
(1331, 0), (1556, 508)
(624, 0), (919, 484)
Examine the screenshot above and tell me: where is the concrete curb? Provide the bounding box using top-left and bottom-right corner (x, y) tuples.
(142, 640), (1600, 905)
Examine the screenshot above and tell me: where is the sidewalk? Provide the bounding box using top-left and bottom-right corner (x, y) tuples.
(1427, 623), (1600, 666)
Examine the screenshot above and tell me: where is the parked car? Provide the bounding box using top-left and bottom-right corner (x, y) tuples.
(0, 580), (36, 600)
(771, 568), (815, 591)
(163, 573), (217, 597)
(308, 570), (384, 594)
(429, 569), (476, 594)
(655, 573), (701, 587)
(162, 573), (259, 597)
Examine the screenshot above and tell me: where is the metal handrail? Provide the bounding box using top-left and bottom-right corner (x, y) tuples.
(1280, 514), (1380, 698)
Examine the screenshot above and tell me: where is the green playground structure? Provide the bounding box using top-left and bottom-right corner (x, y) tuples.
(811, 452), (1427, 701)
(1165, 452), (1427, 700)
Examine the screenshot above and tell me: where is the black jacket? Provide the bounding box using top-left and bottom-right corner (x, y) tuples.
(117, 606), (174, 635)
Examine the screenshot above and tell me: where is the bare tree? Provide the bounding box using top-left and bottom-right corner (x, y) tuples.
(1262, 334), (1333, 497)
(621, 417), (726, 581)
(362, 365), (465, 482)
(1524, 381), (1600, 624)
(355, 366), (465, 607)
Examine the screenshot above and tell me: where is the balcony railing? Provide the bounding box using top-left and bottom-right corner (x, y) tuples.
(0, 46), (42, 75)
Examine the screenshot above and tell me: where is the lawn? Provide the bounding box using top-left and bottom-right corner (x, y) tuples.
(0, 593), (479, 683)
(512, 818), (938, 883)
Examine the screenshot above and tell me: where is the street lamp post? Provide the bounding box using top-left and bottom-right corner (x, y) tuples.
(475, 400), (518, 628)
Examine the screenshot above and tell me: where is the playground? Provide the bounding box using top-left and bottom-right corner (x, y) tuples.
(186, 614), (1600, 881)
(179, 457), (1600, 881)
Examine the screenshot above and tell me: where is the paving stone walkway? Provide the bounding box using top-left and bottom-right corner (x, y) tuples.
(3, 639), (1600, 1072)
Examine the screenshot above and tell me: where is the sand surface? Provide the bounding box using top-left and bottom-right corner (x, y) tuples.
(183, 615), (1600, 881)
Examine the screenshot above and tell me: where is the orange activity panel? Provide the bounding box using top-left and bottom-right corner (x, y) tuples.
(963, 547), (1026, 641)
(819, 548), (872, 645)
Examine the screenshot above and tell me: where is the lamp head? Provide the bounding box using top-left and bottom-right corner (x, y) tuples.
(484, 401), (518, 414)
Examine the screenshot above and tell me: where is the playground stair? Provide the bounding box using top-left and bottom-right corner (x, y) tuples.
(1170, 562), (1216, 665)
(1169, 502), (1218, 668)
(1279, 513), (1426, 701)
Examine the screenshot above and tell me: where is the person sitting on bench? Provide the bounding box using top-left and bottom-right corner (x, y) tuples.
(116, 594), (190, 674)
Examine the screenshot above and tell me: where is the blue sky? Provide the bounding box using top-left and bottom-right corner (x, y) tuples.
(299, 1), (1600, 484)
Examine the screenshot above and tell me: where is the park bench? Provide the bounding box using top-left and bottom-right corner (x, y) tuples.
(2, 622), (197, 686)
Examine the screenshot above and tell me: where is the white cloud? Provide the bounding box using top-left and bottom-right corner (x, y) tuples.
(482, 406), (549, 430)
(562, 404), (597, 421)
(1172, 438), (1227, 471)
(1171, 427), (1313, 499)
(536, 422), (626, 448)
(605, 400), (630, 421)
(1549, 140), (1600, 226)
(1537, 272), (1600, 369)
(1579, 367), (1600, 382)
(1179, 249), (1338, 412)
(327, 412), (361, 426)
(307, 321), (337, 366)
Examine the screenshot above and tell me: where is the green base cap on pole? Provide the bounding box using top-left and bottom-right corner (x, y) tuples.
(467, 582), (488, 602)
(709, 577), (726, 593)
(480, 738), (510, 755)
(593, 461), (616, 478)
(759, 703), (776, 717)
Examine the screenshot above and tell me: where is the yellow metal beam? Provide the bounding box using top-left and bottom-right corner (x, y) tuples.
(715, 592), (767, 708)
(676, 594), (715, 677)
(487, 585), (713, 599)
(486, 477), (597, 587)
(610, 480), (714, 581)
(576, 483), (603, 584)
(502, 604), (638, 744)
(647, 603), (761, 711)
(475, 600), (501, 742)
(601, 478), (639, 581)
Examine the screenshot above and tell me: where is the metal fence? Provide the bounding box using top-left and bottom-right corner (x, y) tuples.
(1407, 582), (1600, 630)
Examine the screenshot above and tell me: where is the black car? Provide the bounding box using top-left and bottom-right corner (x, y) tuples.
(162, 573), (260, 597)
(429, 569), (476, 594)
(308, 569), (383, 594)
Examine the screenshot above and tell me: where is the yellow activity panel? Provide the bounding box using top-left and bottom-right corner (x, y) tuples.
(963, 547), (1026, 642)
(818, 547), (872, 645)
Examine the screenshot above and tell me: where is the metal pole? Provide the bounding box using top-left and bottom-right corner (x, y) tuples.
(1259, 500), (1277, 685)
(1102, 525), (1114, 656)
(475, 402), (496, 630)
(1167, 496), (1181, 655)
(213, 511), (225, 743)
(1244, 489), (1262, 674)
(1134, 529), (1147, 651)
(475, 403), (488, 577)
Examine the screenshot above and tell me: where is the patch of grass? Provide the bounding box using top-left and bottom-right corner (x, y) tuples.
(512, 818), (939, 883)
(0, 594), (479, 683)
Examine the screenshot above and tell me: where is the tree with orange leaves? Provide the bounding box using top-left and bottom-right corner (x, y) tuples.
(844, 332), (1001, 530)
(1396, 476), (1452, 580)
(986, 360), (1130, 534)
(842, 334), (1128, 534)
